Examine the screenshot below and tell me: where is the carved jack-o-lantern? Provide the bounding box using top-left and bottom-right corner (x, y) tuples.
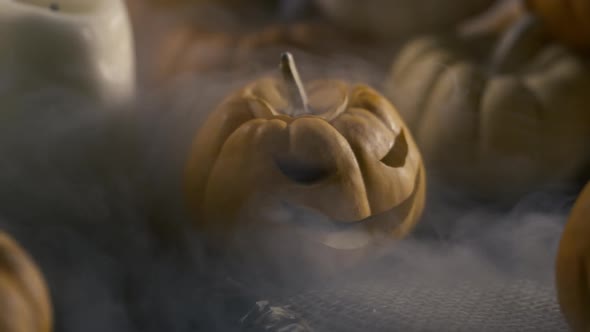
(556, 182), (590, 332)
(185, 53), (425, 254)
(0, 231), (52, 332)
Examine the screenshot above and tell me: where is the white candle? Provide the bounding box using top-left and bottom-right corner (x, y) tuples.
(0, 0), (136, 107)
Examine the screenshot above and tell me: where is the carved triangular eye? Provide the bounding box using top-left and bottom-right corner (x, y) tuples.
(275, 158), (331, 185)
(381, 130), (408, 168)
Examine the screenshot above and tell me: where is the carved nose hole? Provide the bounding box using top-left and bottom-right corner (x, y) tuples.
(275, 158), (331, 185)
(381, 130), (408, 168)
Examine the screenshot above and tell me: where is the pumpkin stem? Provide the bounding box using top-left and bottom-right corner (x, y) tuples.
(489, 13), (545, 74)
(280, 52), (310, 115)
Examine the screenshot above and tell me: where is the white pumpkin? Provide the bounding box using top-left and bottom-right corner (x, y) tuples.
(0, 0), (136, 107)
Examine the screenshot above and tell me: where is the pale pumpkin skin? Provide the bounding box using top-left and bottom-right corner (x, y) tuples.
(184, 74), (426, 249)
(556, 182), (590, 332)
(385, 31), (590, 199)
(312, 0), (495, 40)
(526, 0), (590, 51)
(0, 232), (52, 332)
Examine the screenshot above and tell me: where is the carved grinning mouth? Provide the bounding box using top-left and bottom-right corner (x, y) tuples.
(261, 167), (423, 250)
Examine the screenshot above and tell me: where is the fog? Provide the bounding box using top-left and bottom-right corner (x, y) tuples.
(0, 1), (581, 331)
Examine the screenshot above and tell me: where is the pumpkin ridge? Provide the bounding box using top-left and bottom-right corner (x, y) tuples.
(329, 94), (419, 215)
(415, 57), (472, 142)
(525, 45), (565, 73)
(478, 76), (544, 175)
(0, 233), (52, 332)
(393, 38), (458, 89)
(184, 96), (257, 211)
(518, 77), (545, 123)
(201, 117), (288, 215)
(0, 272), (37, 331)
(355, 165), (424, 236)
(346, 86), (396, 133)
(331, 108), (393, 159)
(388, 45), (462, 131)
(388, 37), (442, 82)
(392, 36), (460, 83)
(557, 241), (590, 331)
(355, 150), (419, 217)
(288, 115), (368, 194)
(8, 258), (51, 332)
(286, 117), (371, 221)
(329, 115), (383, 216)
(417, 56), (468, 133)
(332, 106), (419, 215)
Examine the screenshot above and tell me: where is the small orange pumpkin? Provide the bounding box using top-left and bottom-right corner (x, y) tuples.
(556, 182), (590, 332)
(0, 231), (52, 332)
(525, 0), (590, 51)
